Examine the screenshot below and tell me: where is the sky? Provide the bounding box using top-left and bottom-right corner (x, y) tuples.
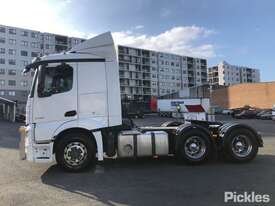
(0, 0), (274, 81)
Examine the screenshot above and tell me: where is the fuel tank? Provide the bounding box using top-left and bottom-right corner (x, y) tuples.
(118, 130), (169, 157)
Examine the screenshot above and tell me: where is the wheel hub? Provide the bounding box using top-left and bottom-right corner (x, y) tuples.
(64, 142), (87, 166)
(190, 143), (200, 153)
(184, 136), (206, 159)
(231, 135), (253, 158)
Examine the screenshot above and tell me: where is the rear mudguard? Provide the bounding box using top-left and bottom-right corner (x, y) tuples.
(218, 122), (263, 147)
(175, 123), (218, 159)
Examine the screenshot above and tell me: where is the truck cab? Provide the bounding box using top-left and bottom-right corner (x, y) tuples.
(20, 32), (263, 172)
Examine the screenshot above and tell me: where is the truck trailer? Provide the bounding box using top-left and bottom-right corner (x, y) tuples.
(157, 98), (210, 117)
(20, 32), (263, 172)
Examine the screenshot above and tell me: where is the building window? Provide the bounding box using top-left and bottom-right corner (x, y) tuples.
(0, 69), (5, 75)
(21, 31), (28, 37)
(31, 42), (38, 48)
(0, 58), (5, 64)
(8, 69), (16, 75)
(0, 27), (5, 33)
(8, 49), (16, 55)
(0, 79), (5, 86)
(0, 38), (5, 44)
(31, 52), (38, 57)
(8, 80), (16, 86)
(21, 80), (28, 87)
(21, 50), (28, 56)
(9, 39), (16, 45)
(8, 91), (15, 96)
(21, 40), (28, 47)
(0, 91), (4, 95)
(8, 59), (16, 65)
(21, 60), (28, 66)
(31, 32), (38, 38)
(8, 28), (16, 35)
(0, 48), (5, 54)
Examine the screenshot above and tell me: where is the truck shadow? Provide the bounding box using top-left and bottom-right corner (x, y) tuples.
(41, 155), (275, 206)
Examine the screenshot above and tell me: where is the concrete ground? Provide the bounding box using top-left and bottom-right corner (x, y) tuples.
(0, 115), (275, 206)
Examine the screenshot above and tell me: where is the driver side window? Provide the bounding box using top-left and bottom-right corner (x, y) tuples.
(38, 64), (73, 97)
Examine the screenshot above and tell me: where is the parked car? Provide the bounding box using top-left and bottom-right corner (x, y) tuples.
(256, 110), (268, 119)
(234, 109), (257, 119)
(15, 114), (26, 123)
(272, 105), (275, 121)
(222, 109), (233, 115)
(231, 108), (244, 117)
(259, 110), (272, 120)
(212, 106), (224, 114)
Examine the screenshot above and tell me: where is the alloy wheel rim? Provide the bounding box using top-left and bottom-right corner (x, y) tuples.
(184, 136), (206, 159)
(231, 135), (253, 158)
(64, 141), (88, 167)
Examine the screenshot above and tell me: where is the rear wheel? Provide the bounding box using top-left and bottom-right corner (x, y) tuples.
(176, 130), (211, 164)
(56, 132), (96, 172)
(223, 128), (258, 162)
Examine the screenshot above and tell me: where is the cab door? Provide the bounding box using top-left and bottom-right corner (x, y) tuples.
(32, 62), (78, 142)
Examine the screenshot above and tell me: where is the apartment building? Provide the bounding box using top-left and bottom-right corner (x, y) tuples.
(118, 45), (207, 102)
(0, 24), (208, 113)
(208, 61), (260, 86)
(0, 25), (84, 112)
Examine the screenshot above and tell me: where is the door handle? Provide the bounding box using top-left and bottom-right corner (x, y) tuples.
(65, 110), (77, 117)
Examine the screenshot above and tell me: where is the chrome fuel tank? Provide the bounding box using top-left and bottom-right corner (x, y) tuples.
(118, 130), (169, 157)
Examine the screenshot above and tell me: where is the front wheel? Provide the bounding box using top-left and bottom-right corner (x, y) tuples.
(55, 132), (96, 172)
(223, 128), (259, 163)
(176, 130), (211, 164)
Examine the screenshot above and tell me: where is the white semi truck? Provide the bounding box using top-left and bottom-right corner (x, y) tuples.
(20, 32), (263, 172)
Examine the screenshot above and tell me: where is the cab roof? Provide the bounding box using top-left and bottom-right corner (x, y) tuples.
(24, 32), (117, 73)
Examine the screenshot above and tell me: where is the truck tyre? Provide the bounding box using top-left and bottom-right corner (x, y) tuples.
(176, 130), (211, 164)
(222, 128), (258, 163)
(56, 132), (96, 172)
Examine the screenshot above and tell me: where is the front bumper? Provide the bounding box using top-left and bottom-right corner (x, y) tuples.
(19, 125), (54, 163)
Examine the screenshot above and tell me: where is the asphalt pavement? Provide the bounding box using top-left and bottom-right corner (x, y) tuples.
(0, 115), (274, 206)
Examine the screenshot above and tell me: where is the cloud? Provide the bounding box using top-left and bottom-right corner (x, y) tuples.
(0, 0), (76, 36)
(0, 1), (216, 58)
(112, 26), (216, 58)
(134, 25), (144, 30)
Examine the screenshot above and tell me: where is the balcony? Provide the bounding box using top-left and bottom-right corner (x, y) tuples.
(142, 50), (150, 58)
(55, 45), (67, 52)
(55, 35), (68, 45)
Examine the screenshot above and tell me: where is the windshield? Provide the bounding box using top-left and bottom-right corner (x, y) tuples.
(37, 64), (73, 97)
